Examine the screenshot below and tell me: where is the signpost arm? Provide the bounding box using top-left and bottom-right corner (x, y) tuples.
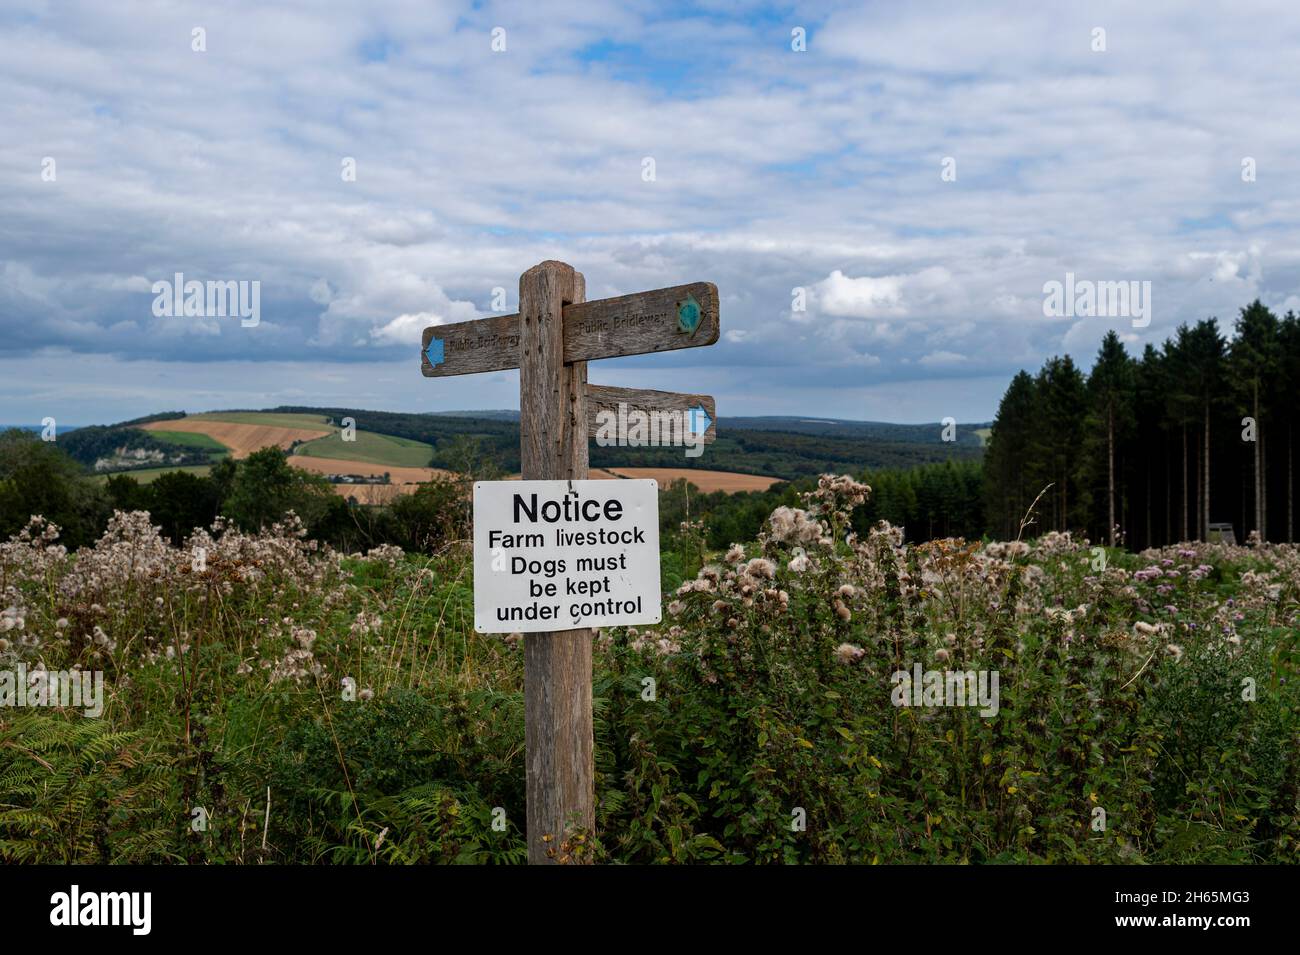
(518, 260), (595, 863)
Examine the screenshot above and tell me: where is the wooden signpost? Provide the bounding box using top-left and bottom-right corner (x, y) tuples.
(420, 261), (719, 863)
(586, 385), (716, 443)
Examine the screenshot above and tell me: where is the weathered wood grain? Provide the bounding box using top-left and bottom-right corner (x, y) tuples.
(518, 261), (595, 865)
(587, 384), (717, 443)
(421, 312), (520, 377)
(421, 281), (719, 377)
(564, 281), (719, 362)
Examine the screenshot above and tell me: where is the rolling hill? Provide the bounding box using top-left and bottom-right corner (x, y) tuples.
(60, 406), (989, 494)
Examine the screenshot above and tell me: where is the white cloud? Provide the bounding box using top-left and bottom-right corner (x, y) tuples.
(369, 312), (440, 347)
(918, 351), (967, 367)
(0, 0), (1297, 423)
(814, 270), (906, 319)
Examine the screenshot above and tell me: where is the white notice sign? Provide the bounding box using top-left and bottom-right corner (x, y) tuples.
(473, 479), (662, 633)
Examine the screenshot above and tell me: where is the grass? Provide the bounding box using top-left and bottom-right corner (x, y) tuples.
(164, 412), (432, 468)
(147, 429), (229, 453)
(88, 464), (214, 484)
(294, 430), (433, 468)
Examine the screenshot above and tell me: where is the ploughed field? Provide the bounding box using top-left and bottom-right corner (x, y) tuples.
(132, 413), (781, 498)
(606, 467), (781, 493)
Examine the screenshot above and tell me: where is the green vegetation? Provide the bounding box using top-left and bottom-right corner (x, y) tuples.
(294, 430), (433, 467)
(595, 428), (980, 479)
(89, 465), (214, 485)
(144, 430), (229, 453)
(2, 473), (1296, 863)
(67, 407), (989, 483)
(984, 300), (1300, 548)
(0, 430), (111, 550)
(658, 458), (984, 550)
(191, 411), (333, 430)
(264, 405), (985, 479)
(58, 424), (215, 473)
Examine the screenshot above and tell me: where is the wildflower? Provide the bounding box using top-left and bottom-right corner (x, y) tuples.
(1133, 621), (1158, 636)
(744, 558), (776, 580)
(724, 544), (745, 564)
(935, 647), (951, 663)
(788, 552), (810, 573)
(834, 643), (865, 664)
(359, 688), (374, 701)
(832, 599), (851, 622)
(1165, 644), (1184, 663)
(768, 507), (823, 545)
(668, 600), (685, 616)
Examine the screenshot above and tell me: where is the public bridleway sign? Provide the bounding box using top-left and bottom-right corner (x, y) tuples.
(419, 260), (718, 864)
(473, 479), (661, 633)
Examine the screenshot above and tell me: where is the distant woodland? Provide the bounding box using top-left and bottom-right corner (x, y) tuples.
(984, 300), (1300, 548)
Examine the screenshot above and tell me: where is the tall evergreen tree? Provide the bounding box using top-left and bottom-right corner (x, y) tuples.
(1279, 312), (1300, 542)
(1132, 344), (1169, 548)
(982, 371), (1037, 537)
(1085, 331), (1135, 545)
(1033, 356), (1088, 532)
(1183, 319), (1226, 540)
(1230, 301), (1281, 540)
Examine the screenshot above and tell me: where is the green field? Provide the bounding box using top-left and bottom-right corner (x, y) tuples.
(147, 429), (230, 453)
(293, 429), (433, 467)
(89, 464), (214, 484)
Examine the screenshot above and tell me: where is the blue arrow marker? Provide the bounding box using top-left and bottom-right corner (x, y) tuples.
(688, 404), (712, 436)
(425, 336), (444, 368)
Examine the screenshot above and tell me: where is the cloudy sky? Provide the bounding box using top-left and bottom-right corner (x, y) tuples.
(2, 0), (1297, 426)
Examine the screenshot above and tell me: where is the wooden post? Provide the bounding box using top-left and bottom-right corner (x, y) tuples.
(517, 260), (594, 863)
(420, 262), (719, 862)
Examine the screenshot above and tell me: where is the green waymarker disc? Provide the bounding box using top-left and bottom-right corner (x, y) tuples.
(677, 295), (702, 335)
